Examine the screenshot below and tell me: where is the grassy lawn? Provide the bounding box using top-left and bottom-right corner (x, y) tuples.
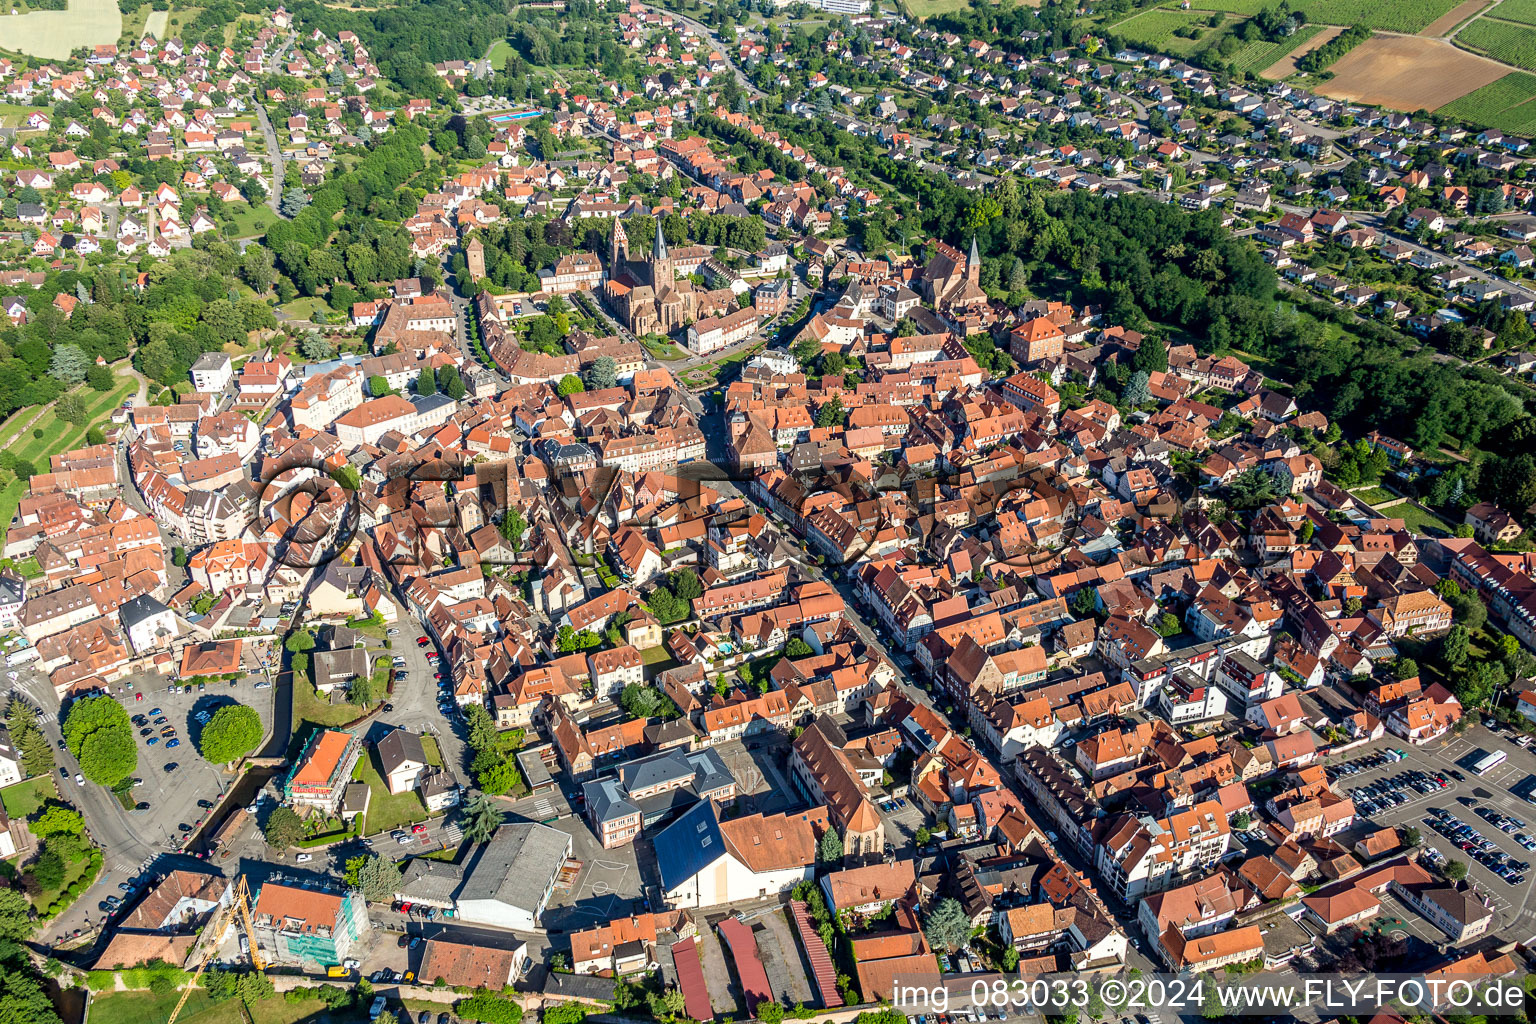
(1349, 486), (1398, 505)
(356, 749), (430, 836)
(0, 479), (28, 550)
(485, 38), (514, 66)
(11, 375), (135, 469)
(640, 336), (689, 361)
(903, 0), (970, 16)
(278, 296), (331, 322)
(1390, 501), (1456, 538)
(0, 775), (55, 819)
(89, 992), (328, 1024)
(291, 676), (366, 729)
(218, 202), (272, 239)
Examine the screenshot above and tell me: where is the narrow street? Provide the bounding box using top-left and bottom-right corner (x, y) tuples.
(255, 104), (286, 220)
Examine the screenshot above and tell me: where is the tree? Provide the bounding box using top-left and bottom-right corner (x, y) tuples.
(54, 393), (88, 427)
(48, 345), (88, 385)
(1227, 469), (1278, 510)
(1122, 370), (1151, 407)
(86, 364), (114, 392)
(499, 508), (527, 550)
(285, 630), (315, 654)
(1232, 811), (1253, 831)
(1155, 612), (1182, 637)
(1070, 587), (1098, 618)
(785, 637), (814, 657)
(1393, 658), (1419, 681)
(557, 374), (585, 397)
(647, 585), (689, 624)
(1444, 859), (1468, 881)
(368, 375), (394, 397)
(465, 704), (499, 753)
(263, 805), (304, 849)
(439, 365), (466, 400)
(670, 568), (703, 601)
(30, 849), (64, 891)
(62, 695), (136, 787)
(816, 396), (847, 427)
(584, 356), (617, 391)
(198, 704), (262, 765)
(924, 897), (971, 953)
(474, 755), (521, 799)
(0, 888), (34, 940)
(461, 791), (503, 844)
(28, 803), (84, 840)
(349, 854), (403, 902)
(280, 187), (311, 217)
(1402, 826), (1422, 848)
(649, 991), (687, 1021)
(1132, 336), (1168, 374)
(417, 366), (437, 396)
(818, 828), (843, 863)
(1441, 625), (1470, 668)
(619, 684), (674, 720)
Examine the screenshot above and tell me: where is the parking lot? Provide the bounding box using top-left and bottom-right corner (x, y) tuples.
(878, 793), (925, 850)
(1328, 726), (1536, 940)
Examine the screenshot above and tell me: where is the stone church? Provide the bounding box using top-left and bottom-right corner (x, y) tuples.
(604, 219), (700, 337)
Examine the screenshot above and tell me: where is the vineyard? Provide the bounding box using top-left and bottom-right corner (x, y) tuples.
(1458, 17), (1536, 73)
(1226, 23), (1326, 73)
(1436, 71), (1536, 134)
(1174, 0), (1459, 31)
(1110, 8), (1226, 55)
(1495, 0), (1536, 26)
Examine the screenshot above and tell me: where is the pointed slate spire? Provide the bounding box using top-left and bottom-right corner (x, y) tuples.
(968, 234), (980, 268)
(653, 217), (669, 261)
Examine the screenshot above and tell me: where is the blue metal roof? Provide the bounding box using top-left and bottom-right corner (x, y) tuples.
(654, 800), (724, 894)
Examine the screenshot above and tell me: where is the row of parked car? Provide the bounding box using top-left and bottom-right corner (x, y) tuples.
(1324, 748), (1411, 781)
(1426, 807), (1528, 885)
(1351, 769), (1450, 816)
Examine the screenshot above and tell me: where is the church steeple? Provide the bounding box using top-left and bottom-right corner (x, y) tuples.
(653, 218), (669, 261)
(649, 217), (674, 288)
(610, 218), (629, 269)
(967, 235), (980, 285)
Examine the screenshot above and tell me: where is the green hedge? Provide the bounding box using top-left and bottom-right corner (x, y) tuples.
(85, 961), (195, 991)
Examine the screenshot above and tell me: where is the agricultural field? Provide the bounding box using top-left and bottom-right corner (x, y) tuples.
(1435, 71), (1536, 132)
(1226, 23), (1325, 73)
(0, 0), (120, 57)
(1494, 0), (1536, 25)
(1262, 23), (1343, 76)
(1418, 0), (1488, 35)
(1173, 0), (1460, 31)
(1317, 35), (1506, 109)
(1113, 8), (1228, 56)
(904, 0), (972, 17)
(1458, 17), (1536, 73)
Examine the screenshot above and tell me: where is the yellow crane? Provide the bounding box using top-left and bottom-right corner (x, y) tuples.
(167, 874), (264, 1024)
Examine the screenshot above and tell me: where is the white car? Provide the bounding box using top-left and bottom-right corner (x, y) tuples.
(74, 773), (84, 786)
(295, 853), (313, 863)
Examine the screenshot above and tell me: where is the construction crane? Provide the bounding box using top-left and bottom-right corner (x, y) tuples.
(167, 874), (264, 1024)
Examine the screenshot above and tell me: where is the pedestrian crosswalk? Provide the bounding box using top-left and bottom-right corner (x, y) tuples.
(439, 824), (462, 845)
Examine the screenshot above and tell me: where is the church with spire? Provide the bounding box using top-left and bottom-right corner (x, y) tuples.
(603, 218), (701, 337)
(918, 235), (995, 336)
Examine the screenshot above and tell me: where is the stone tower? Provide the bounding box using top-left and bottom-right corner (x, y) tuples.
(465, 237), (486, 281)
(611, 218), (629, 270)
(650, 218), (673, 288)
